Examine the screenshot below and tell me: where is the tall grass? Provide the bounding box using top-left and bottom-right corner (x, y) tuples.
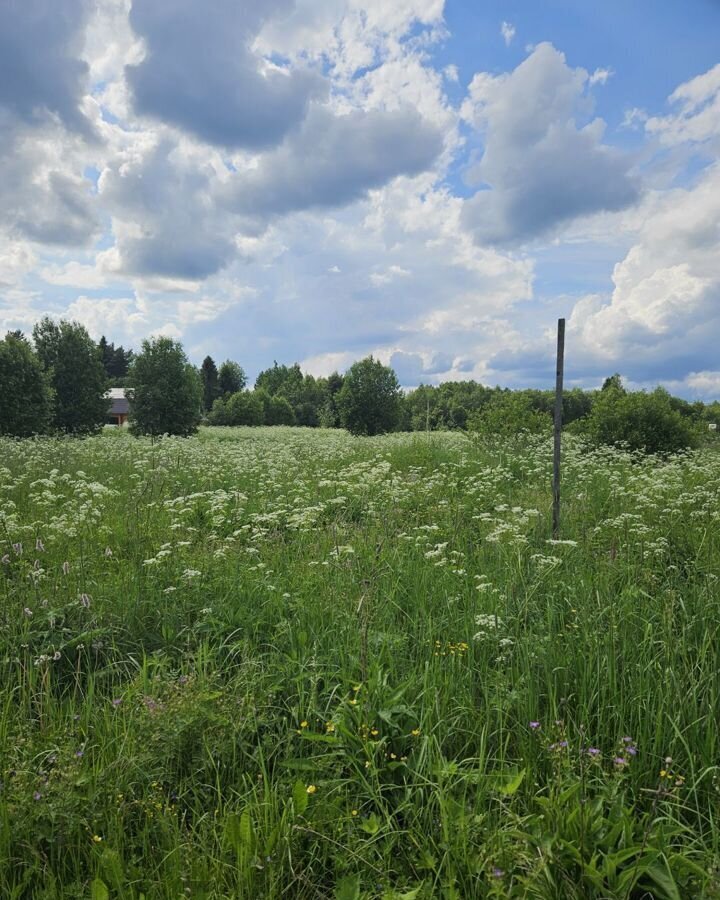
(0, 427), (719, 898)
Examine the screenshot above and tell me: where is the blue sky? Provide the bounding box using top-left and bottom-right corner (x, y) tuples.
(1, 0), (719, 398)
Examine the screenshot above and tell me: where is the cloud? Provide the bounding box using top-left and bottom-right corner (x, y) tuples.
(388, 349), (454, 385)
(126, 0), (323, 150)
(461, 43), (640, 245)
(0, 115), (99, 247)
(99, 136), (237, 280)
(557, 161), (720, 382)
(0, 2), (99, 248)
(500, 21), (515, 46)
(646, 62), (720, 146)
(229, 104), (444, 218)
(0, 0), (93, 135)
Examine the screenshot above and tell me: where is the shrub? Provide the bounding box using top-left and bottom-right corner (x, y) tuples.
(581, 387), (701, 454)
(468, 392), (552, 437)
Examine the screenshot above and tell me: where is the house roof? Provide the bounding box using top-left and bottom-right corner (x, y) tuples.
(107, 388), (129, 415)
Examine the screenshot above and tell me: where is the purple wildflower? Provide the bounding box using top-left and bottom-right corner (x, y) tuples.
(529, 721), (540, 730)
(614, 756), (628, 767)
(587, 747), (601, 757)
(75, 749), (84, 758)
(33, 791), (42, 801)
(112, 698), (122, 707)
(491, 867), (504, 878)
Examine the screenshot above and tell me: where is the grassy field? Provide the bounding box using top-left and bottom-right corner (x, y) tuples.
(1, 426), (720, 898)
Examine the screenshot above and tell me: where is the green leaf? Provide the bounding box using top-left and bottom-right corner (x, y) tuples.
(497, 768), (526, 796)
(335, 873), (361, 900)
(224, 810), (255, 855)
(644, 861), (682, 900)
(359, 812), (381, 835)
(293, 779), (309, 816)
(90, 879), (109, 900)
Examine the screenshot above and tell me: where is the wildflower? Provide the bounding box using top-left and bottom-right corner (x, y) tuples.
(586, 747), (601, 757)
(1, 555), (9, 565)
(411, 728), (421, 737)
(75, 749), (84, 758)
(112, 698), (122, 707)
(529, 721), (540, 730)
(299, 720), (308, 729)
(306, 784), (317, 795)
(52, 651), (61, 661)
(12, 542), (22, 556)
(92, 835), (103, 843)
(351, 809), (358, 817)
(325, 722), (335, 733)
(23, 607), (33, 617)
(614, 757), (628, 767)
(33, 791), (42, 801)
(491, 867), (504, 878)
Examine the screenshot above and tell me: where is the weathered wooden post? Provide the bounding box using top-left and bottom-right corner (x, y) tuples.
(552, 318), (565, 539)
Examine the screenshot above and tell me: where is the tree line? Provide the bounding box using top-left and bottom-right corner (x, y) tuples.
(1, 319), (718, 450)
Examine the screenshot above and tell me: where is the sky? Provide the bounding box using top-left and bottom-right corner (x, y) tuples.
(1, 0), (719, 398)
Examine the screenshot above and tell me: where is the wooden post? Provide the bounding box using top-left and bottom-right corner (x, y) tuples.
(552, 318), (565, 539)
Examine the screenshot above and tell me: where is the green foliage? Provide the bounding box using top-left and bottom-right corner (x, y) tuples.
(127, 337), (202, 436)
(601, 373), (626, 394)
(582, 387), (702, 454)
(97, 336), (133, 381)
(256, 389), (296, 425)
(33, 317), (109, 434)
(468, 391), (552, 437)
(0, 331), (54, 436)
(208, 390), (265, 426)
(0, 429), (719, 896)
(218, 359), (247, 396)
(337, 356), (402, 436)
(200, 355), (220, 412)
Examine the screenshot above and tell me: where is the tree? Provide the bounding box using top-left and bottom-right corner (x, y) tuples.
(467, 392), (552, 437)
(225, 391), (264, 425)
(0, 332), (54, 436)
(337, 356), (402, 436)
(255, 389), (296, 425)
(127, 337), (202, 436)
(218, 360), (247, 396)
(33, 317), (108, 434)
(601, 373), (626, 394)
(98, 336), (133, 381)
(582, 386), (701, 454)
(200, 355), (220, 412)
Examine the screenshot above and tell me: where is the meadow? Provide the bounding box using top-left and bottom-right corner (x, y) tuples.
(1, 426), (719, 899)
